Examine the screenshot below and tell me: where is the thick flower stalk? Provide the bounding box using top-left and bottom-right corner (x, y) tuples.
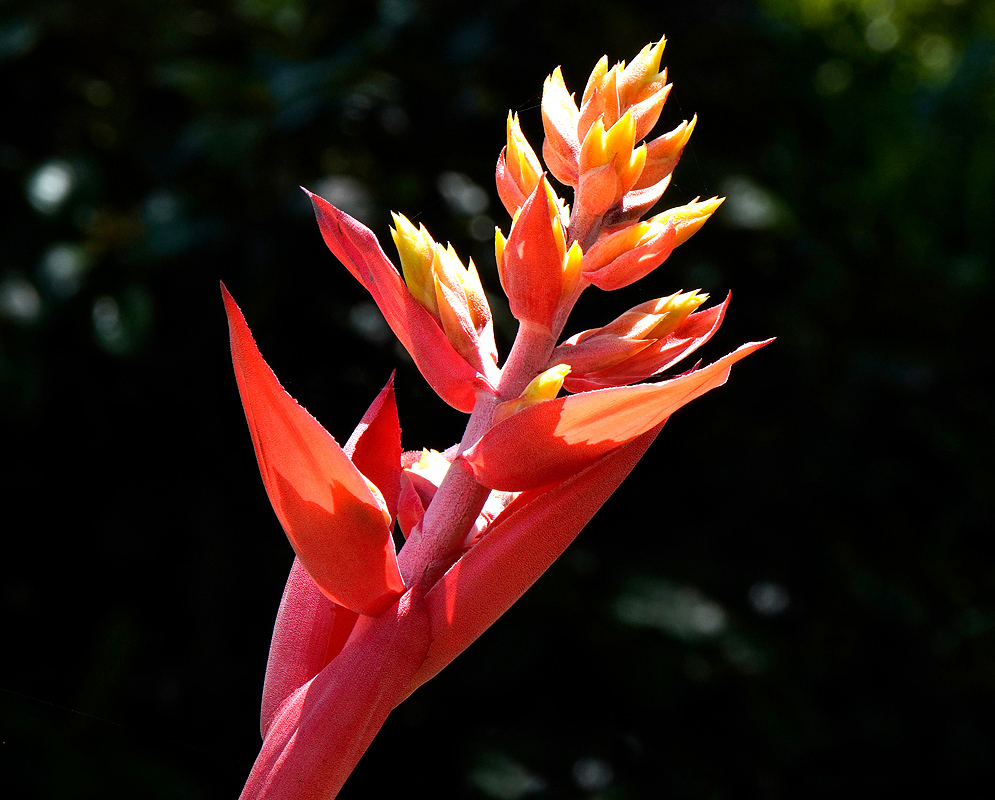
(227, 38), (771, 800)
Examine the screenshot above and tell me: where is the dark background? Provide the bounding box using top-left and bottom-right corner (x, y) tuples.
(2, 0), (993, 797)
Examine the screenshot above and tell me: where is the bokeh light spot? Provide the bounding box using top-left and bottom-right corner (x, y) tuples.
(572, 757), (614, 791)
(27, 160), (75, 214)
(313, 175), (374, 225)
(814, 59), (853, 96)
(0, 275), (42, 323)
(437, 171), (489, 216)
(616, 579), (727, 641)
(748, 581), (790, 616)
(38, 244), (90, 300)
(468, 752), (545, 800)
(721, 176), (781, 230)
(865, 17), (899, 53)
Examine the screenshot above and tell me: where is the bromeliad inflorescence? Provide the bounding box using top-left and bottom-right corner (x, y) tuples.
(225, 38), (771, 800)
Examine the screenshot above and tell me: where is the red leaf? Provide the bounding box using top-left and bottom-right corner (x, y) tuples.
(344, 373), (403, 523)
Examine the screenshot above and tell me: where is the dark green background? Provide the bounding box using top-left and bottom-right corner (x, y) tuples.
(2, 0), (992, 797)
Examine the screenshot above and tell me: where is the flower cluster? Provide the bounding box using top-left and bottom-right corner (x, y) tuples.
(225, 38), (770, 800)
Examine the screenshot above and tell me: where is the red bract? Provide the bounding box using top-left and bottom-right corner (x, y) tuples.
(307, 191), (491, 412)
(227, 39), (771, 800)
(224, 285), (404, 617)
(461, 340), (770, 491)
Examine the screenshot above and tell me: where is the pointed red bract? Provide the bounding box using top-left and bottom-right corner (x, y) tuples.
(498, 179), (565, 332)
(260, 377), (401, 736)
(307, 191), (482, 413)
(343, 373), (403, 523)
(463, 340), (772, 491)
(223, 284), (405, 616)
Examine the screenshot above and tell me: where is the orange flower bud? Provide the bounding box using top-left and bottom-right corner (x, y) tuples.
(541, 67), (580, 185)
(577, 63), (618, 142)
(633, 115), (697, 192)
(548, 290), (724, 392)
(617, 39), (668, 109)
(580, 55), (609, 110)
(576, 112), (647, 215)
(390, 213), (497, 368)
(496, 113), (544, 216)
(582, 217), (676, 290)
(650, 196), (724, 246)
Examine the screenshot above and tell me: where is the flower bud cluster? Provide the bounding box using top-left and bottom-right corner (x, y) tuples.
(390, 213), (498, 371)
(549, 290), (730, 392)
(488, 38), (724, 353)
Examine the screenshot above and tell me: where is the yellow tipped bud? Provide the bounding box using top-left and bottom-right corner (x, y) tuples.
(493, 364), (571, 424)
(494, 226), (507, 268)
(651, 197), (724, 246)
(506, 112), (543, 197)
(391, 213), (496, 367)
(646, 289), (709, 338)
(602, 111), (636, 164)
(631, 115), (696, 193)
(578, 111), (644, 211)
(541, 66), (581, 186)
(562, 241), (584, 300)
(522, 363), (571, 404)
(543, 67), (576, 110)
(620, 39), (667, 105)
(581, 55), (609, 107)
(390, 212), (438, 314)
(410, 448), (451, 484)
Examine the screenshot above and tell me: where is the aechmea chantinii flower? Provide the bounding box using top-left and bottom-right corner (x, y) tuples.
(225, 37), (771, 800)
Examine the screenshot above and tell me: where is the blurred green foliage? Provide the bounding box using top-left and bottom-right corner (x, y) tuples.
(2, 0), (993, 798)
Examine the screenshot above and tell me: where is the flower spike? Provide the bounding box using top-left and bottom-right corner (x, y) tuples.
(231, 38), (771, 800)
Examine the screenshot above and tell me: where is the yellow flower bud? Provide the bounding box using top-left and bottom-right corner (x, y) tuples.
(391, 213), (497, 368)
(618, 39), (667, 108)
(494, 225), (507, 268)
(651, 196), (724, 246)
(493, 364), (571, 424)
(390, 213), (438, 314)
(521, 363), (571, 404)
(507, 112), (543, 197)
(644, 290), (709, 338)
